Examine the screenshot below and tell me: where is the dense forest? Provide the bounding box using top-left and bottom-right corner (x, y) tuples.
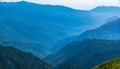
(0, 45), (51, 69)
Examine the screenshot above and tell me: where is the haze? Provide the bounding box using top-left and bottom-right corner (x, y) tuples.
(0, 0), (120, 10)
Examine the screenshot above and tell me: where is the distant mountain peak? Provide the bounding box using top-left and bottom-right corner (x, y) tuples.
(95, 6), (120, 8)
(91, 6), (120, 12)
(0, 1), (31, 6)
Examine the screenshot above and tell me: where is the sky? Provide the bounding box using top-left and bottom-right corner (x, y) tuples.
(0, 0), (120, 10)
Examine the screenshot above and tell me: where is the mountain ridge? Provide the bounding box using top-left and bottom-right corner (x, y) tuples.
(0, 1), (97, 58)
(45, 39), (120, 68)
(78, 18), (120, 40)
(0, 45), (51, 69)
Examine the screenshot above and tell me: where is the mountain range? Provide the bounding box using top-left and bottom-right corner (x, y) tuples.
(0, 1), (97, 58)
(1, 1), (119, 58)
(45, 19), (120, 69)
(0, 1), (120, 69)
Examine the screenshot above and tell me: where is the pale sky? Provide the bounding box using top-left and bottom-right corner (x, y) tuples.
(0, 0), (120, 10)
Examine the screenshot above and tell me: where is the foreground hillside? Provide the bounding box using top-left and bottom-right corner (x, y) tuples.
(92, 57), (120, 69)
(0, 45), (51, 69)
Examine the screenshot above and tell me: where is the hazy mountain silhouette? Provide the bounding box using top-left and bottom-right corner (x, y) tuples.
(78, 18), (120, 40)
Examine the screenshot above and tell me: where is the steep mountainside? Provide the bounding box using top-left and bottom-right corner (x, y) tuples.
(0, 1), (120, 58)
(78, 18), (120, 40)
(45, 40), (120, 69)
(0, 45), (51, 69)
(0, 1), (96, 47)
(0, 1), (96, 57)
(92, 57), (120, 69)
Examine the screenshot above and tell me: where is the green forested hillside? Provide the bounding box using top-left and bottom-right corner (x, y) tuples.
(0, 45), (51, 69)
(92, 57), (120, 69)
